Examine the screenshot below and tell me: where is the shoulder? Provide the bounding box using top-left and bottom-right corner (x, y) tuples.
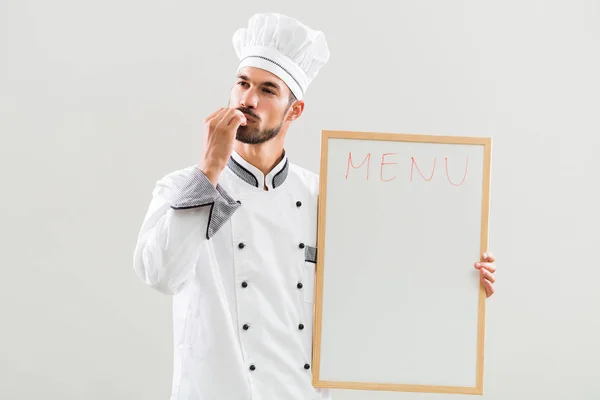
(288, 162), (320, 196)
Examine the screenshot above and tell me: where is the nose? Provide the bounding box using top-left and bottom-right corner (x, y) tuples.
(240, 86), (258, 109)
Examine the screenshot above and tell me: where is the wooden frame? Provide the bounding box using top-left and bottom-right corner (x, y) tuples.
(312, 129), (492, 395)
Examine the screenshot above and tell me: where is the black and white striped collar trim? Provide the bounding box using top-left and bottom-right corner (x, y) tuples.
(227, 150), (289, 190)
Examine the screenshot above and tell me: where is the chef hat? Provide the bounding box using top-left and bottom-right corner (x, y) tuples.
(232, 12), (330, 100)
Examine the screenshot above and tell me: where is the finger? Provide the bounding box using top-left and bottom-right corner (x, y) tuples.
(207, 109), (230, 131)
(216, 108), (244, 129)
(482, 252), (495, 262)
(482, 278), (494, 298)
(480, 268), (495, 283)
(224, 109), (247, 127)
(474, 261), (496, 273)
(223, 108), (247, 130)
(214, 108), (235, 127)
(205, 108), (226, 124)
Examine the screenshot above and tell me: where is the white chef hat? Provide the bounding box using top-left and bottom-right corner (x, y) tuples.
(232, 12), (330, 100)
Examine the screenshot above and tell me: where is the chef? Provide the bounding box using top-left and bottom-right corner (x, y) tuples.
(133, 12), (498, 400)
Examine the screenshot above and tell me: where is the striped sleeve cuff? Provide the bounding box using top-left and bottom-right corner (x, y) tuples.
(171, 167), (241, 239)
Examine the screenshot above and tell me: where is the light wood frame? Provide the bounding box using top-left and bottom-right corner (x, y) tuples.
(312, 129), (493, 395)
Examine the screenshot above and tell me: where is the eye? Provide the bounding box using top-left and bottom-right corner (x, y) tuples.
(238, 81), (249, 87)
(262, 88), (275, 95)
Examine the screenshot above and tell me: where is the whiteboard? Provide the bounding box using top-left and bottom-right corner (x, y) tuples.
(312, 130), (492, 395)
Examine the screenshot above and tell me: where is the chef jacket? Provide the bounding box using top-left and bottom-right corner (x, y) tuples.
(133, 149), (332, 400)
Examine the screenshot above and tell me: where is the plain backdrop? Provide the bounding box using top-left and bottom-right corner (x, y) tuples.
(1, 0), (599, 399)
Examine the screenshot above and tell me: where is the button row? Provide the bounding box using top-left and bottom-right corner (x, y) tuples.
(237, 242), (305, 249)
(240, 322), (303, 331)
(240, 280), (303, 291)
(237, 215), (309, 375)
(248, 363), (310, 371)
(239, 200), (302, 207)
(239, 241), (304, 293)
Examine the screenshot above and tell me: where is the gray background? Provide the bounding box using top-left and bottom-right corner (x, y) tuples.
(1, 0), (598, 399)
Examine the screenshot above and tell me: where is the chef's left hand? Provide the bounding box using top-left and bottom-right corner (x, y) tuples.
(475, 252), (496, 298)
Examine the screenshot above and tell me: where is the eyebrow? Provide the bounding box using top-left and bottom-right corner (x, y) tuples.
(237, 74), (281, 92)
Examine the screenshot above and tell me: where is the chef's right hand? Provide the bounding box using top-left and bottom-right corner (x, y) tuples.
(199, 108), (247, 186)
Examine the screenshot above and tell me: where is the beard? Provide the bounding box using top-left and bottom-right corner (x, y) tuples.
(235, 122), (284, 144)
(234, 106), (286, 145)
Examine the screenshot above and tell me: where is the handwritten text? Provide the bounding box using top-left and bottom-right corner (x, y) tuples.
(345, 152), (469, 187)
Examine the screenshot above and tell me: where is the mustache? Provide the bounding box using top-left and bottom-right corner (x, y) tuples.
(236, 107), (260, 121)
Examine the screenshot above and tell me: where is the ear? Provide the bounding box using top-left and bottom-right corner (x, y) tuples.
(287, 100), (305, 121)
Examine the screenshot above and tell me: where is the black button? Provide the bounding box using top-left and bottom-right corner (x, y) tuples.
(298, 324), (304, 330)
(249, 364), (256, 371)
(297, 282), (303, 289)
(237, 200), (242, 205)
(243, 324), (250, 330)
(238, 242), (245, 249)
(296, 201), (302, 207)
(241, 281), (248, 288)
(304, 363), (311, 370)
(299, 243), (305, 249)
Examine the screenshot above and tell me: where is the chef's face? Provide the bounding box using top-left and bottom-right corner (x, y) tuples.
(229, 66), (302, 144)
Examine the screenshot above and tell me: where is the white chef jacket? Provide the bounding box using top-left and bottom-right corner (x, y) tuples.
(133, 149), (332, 400)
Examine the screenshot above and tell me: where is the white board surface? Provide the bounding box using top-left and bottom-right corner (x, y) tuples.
(313, 130), (492, 395)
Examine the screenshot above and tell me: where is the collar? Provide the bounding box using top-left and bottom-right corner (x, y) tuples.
(227, 149), (289, 190)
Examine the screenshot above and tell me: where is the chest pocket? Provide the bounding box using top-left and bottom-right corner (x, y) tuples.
(303, 245), (317, 303)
